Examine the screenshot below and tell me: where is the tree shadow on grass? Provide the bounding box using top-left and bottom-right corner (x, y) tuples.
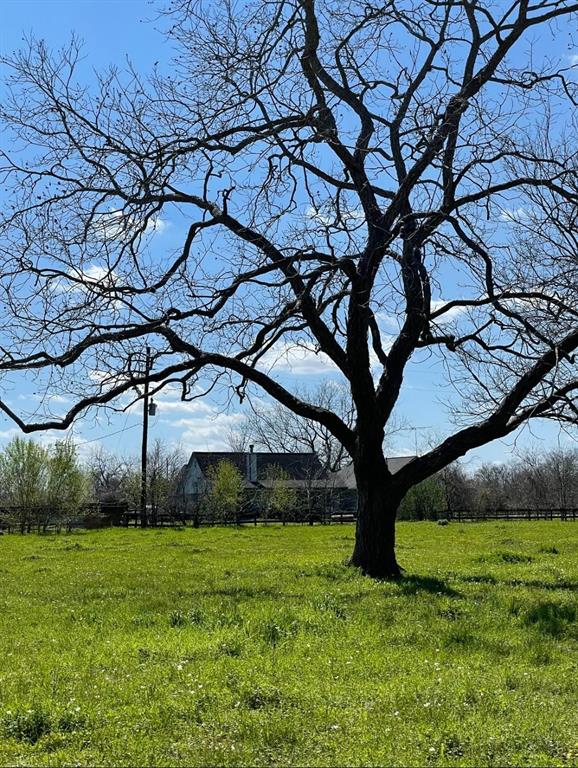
(457, 574), (578, 592)
(395, 574), (461, 597)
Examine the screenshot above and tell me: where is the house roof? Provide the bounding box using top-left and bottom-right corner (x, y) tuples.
(330, 456), (416, 489)
(190, 451), (326, 482)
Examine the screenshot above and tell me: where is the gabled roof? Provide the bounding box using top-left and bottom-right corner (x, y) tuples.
(330, 456), (416, 489)
(190, 451), (325, 482)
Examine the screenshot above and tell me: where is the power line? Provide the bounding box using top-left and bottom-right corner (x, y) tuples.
(75, 422), (140, 447)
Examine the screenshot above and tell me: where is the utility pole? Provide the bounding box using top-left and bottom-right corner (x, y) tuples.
(140, 346), (153, 528)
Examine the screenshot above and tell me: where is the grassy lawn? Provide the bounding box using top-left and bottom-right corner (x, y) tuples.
(0, 522), (577, 767)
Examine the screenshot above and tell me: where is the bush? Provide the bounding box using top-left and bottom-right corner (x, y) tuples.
(398, 477), (445, 520)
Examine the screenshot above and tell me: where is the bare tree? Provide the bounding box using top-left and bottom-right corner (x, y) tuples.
(512, 449), (552, 509)
(473, 463), (511, 513)
(232, 382), (355, 472)
(1, 1), (578, 576)
(543, 449), (578, 509)
(87, 448), (131, 503)
(439, 462), (474, 514)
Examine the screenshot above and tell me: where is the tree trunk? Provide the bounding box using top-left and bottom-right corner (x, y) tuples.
(349, 451), (403, 579)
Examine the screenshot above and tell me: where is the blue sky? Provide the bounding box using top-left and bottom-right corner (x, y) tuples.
(1, 0), (576, 467)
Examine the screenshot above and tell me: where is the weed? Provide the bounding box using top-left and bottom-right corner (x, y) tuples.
(538, 545), (559, 554)
(1, 707), (52, 744)
(523, 601), (576, 637)
(169, 609), (187, 627)
(240, 685), (282, 710)
(443, 624), (478, 648)
(57, 709), (87, 733)
(312, 593), (348, 620)
(256, 613), (299, 646)
(478, 550), (534, 564)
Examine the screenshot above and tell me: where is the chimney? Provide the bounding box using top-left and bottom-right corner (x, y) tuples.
(246, 445), (257, 483)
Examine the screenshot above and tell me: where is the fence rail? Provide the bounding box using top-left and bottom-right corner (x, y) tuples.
(443, 507), (578, 522)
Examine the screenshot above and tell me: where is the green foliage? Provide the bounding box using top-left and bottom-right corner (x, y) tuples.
(0, 438), (49, 531)
(1, 706), (52, 744)
(47, 439), (89, 516)
(0, 437), (88, 531)
(398, 476), (445, 520)
(0, 437), (48, 508)
(263, 465), (297, 521)
(1, 522), (578, 766)
(204, 460), (245, 522)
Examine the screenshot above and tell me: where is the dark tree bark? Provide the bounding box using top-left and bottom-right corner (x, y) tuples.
(350, 468), (402, 579)
(0, 1), (577, 577)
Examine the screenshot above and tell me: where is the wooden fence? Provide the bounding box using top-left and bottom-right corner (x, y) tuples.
(1, 504), (577, 533)
(442, 507), (578, 522)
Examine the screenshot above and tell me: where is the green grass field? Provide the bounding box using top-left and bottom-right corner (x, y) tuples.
(1, 522), (577, 767)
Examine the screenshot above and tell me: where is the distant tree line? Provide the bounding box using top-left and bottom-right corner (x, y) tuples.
(399, 447), (578, 520)
(0, 437), (183, 532)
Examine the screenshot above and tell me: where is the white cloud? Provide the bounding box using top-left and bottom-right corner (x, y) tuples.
(569, 53), (578, 67)
(374, 312), (402, 332)
(153, 399), (215, 416)
(88, 368), (133, 388)
(168, 410), (245, 451)
(18, 393), (73, 406)
(78, 264), (118, 286)
(146, 217), (168, 235)
(51, 263), (121, 300)
(258, 341), (340, 375)
(430, 299), (467, 324)
(0, 427), (21, 443)
(499, 206), (528, 223)
(91, 209), (169, 241)
(126, 388), (217, 417)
